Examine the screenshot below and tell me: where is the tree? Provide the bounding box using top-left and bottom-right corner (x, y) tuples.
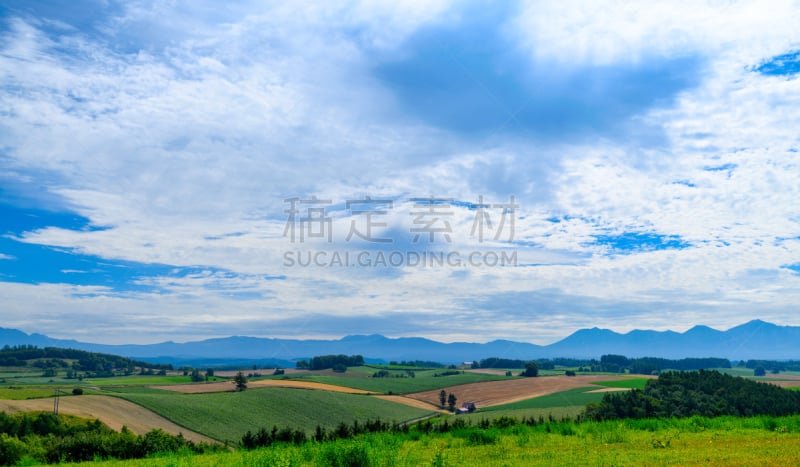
(447, 393), (457, 412)
(439, 390), (447, 408)
(234, 371), (248, 391)
(521, 361), (539, 377)
(754, 366), (766, 377)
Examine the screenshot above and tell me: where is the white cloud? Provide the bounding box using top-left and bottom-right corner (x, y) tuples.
(513, 0), (800, 67)
(1, 2), (800, 343)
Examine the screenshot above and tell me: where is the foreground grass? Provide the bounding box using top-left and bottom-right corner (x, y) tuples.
(63, 415), (800, 466)
(116, 387), (433, 444)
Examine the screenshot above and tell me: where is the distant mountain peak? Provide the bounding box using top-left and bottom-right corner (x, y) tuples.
(737, 318), (774, 327)
(341, 334), (389, 341)
(685, 324), (721, 334)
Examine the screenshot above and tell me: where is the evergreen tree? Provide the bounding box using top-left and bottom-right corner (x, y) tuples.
(234, 371), (248, 391)
(447, 393), (457, 412)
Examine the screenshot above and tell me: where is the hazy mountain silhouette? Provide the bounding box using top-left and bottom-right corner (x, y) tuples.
(2, 319), (799, 364)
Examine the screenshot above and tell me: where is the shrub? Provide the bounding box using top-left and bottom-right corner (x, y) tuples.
(465, 430), (497, 446)
(318, 442), (370, 467)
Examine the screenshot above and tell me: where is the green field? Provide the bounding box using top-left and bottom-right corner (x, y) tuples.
(480, 387), (606, 413)
(0, 371), (227, 387)
(594, 378), (649, 389)
(705, 367), (754, 377)
(284, 371), (507, 394)
(0, 373), (77, 385)
(96, 386), (180, 395)
(116, 387), (434, 443)
(62, 415), (800, 466)
(84, 375), (226, 386)
(0, 387), (59, 399)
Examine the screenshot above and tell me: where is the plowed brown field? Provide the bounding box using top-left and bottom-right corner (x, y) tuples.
(374, 395), (446, 412)
(407, 375), (634, 408)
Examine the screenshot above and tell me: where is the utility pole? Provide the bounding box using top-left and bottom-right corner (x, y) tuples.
(53, 388), (60, 415)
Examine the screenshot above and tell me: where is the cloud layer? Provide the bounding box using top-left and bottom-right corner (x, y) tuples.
(1, 0), (799, 344)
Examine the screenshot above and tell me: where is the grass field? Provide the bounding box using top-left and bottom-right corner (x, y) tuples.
(0, 387), (59, 399)
(706, 367), (754, 377)
(117, 387), (435, 444)
(479, 387), (605, 412)
(96, 386), (183, 395)
(84, 375), (226, 386)
(593, 378), (649, 390)
(62, 415), (800, 466)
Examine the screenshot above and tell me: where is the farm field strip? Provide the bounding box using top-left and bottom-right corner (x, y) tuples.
(152, 379), (376, 394)
(116, 386), (435, 444)
(373, 395), (447, 412)
(593, 377), (651, 389)
(0, 387), (58, 399)
(766, 380), (800, 388)
(478, 387), (606, 413)
(282, 372), (509, 394)
(584, 386), (634, 393)
(406, 375), (634, 408)
(0, 395), (214, 444)
(84, 375), (225, 386)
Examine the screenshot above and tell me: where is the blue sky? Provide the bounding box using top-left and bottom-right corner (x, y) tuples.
(1, 0), (800, 345)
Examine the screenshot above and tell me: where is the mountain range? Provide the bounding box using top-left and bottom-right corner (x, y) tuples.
(2, 319), (799, 365)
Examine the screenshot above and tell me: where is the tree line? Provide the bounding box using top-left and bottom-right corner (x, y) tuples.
(597, 355), (731, 374)
(584, 369), (800, 421)
(471, 355), (732, 375)
(0, 345), (171, 375)
(295, 354), (364, 371)
(744, 359), (800, 373)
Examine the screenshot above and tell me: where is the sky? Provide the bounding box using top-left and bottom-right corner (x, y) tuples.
(1, 0), (799, 345)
